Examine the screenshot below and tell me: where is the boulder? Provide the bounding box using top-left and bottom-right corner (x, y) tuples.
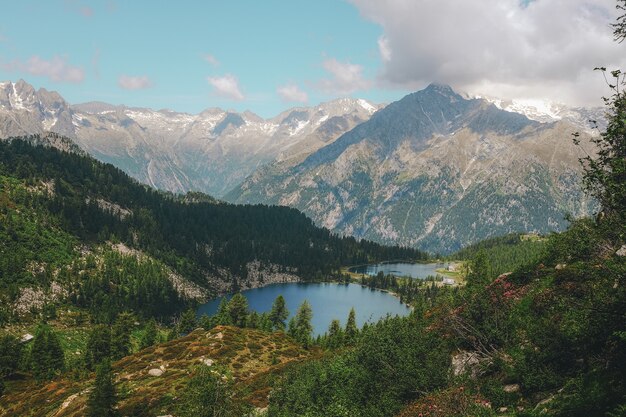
(148, 368), (164, 377)
(451, 351), (481, 377)
(200, 357), (214, 366)
(503, 383), (520, 393)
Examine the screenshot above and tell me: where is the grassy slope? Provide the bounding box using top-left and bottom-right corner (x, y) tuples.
(0, 326), (315, 417)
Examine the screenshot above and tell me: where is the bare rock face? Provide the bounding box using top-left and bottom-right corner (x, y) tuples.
(616, 245), (626, 257)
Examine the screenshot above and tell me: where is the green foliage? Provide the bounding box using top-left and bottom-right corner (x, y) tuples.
(344, 308), (358, 346)
(292, 301), (313, 349)
(453, 233), (547, 278)
(31, 323), (64, 380)
(110, 312), (134, 360)
(0, 137), (427, 294)
(139, 318), (158, 349)
(85, 324), (111, 371)
(466, 250), (492, 289)
(178, 309), (198, 335)
(269, 315), (450, 417)
(326, 319), (343, 349)
(269, 295), (289, 331)
(0, 334), (22, 378)
(227, 293), (249, 328)
(214, 297), (232, 326)
(75, 250), (184, 322)
(177, 365), (249, 417)
(86, 359), (118, 417)
(579, 68), (626, 219)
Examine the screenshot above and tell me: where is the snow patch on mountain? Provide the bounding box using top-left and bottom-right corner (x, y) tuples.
(357, 99), (377, 114)
(479, 95), (604, 133)
(290, 120), (310, 136)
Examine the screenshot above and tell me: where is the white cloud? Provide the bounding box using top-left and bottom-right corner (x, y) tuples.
(118, 75), (153, 90)
(2, 55), (84, 83)
(207, 74), (245, 101)
(277, 83), (309, 103)
(203, 54), (219, 66)
(349, 0), (626, 106)
(318, 58), (372, 94)
(378, 36), (391, 63)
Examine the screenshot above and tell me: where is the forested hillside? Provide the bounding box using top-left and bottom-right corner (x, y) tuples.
(0, 135), (425, 322)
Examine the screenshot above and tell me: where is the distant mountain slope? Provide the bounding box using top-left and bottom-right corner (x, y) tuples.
(228, 84), (597, 253)
(0, 80), (380, 197)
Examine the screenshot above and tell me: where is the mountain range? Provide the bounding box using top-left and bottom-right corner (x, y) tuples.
(0, 80), (599, 253)
(0, 80), (378, 196)
(228, 84), (599, 253)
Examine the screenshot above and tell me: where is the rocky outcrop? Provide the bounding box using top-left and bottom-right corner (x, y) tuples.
(204, 261), (302, 296)
(13, 281), (66, 316)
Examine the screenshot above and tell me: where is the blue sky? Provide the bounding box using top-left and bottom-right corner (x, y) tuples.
(0, 0), (623, 116)
(0, 0), (409, 117)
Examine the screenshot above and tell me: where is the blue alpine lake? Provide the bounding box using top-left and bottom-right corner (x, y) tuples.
(196, 282), (411, 336)
(349, 262), (447, 280)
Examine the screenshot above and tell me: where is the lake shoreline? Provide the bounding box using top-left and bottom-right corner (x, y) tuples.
(196, 281), (411, 335)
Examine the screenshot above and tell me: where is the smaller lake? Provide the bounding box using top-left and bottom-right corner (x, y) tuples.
(349, 262), (447, 280)
(196, 283), (410, 336)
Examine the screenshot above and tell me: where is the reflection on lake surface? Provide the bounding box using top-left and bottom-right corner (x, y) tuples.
(196, 282), (410, 336)
(349, 262), (447, 279)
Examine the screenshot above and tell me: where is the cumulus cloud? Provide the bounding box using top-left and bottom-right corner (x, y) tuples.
(349, 0), (626, 105)
(277, 83), (309, 103)
(207, 74), (245, 101)
(2, 55), (84, 83)
(203, 54), (219, 66)
(318, 58), (372, 94)
(118, 75), (153, 90)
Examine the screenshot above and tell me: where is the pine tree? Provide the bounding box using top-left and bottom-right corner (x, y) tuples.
(0, 334), (22, 377)
(215, 297), (232, 326)
(247, 311), (259, 329)
(287, 317), (297, 338)
(327, 319), (343, 349)
(467, 250), (492, 289)
(294, 300), (313, 349)
(86, 359), (118, 417)
(178, 309), (198, 335)
(258, 312), (273, 332)
(269, 295), (289, 331)
(197, 314), (213, 330)
(110, 312), (134, 360)
(85, 325), (112, 370)
(139, 318), (158, 349)
(31, 323), (65, 380)
(344, 308), (358, 345)
(227, 293), (249, 328)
